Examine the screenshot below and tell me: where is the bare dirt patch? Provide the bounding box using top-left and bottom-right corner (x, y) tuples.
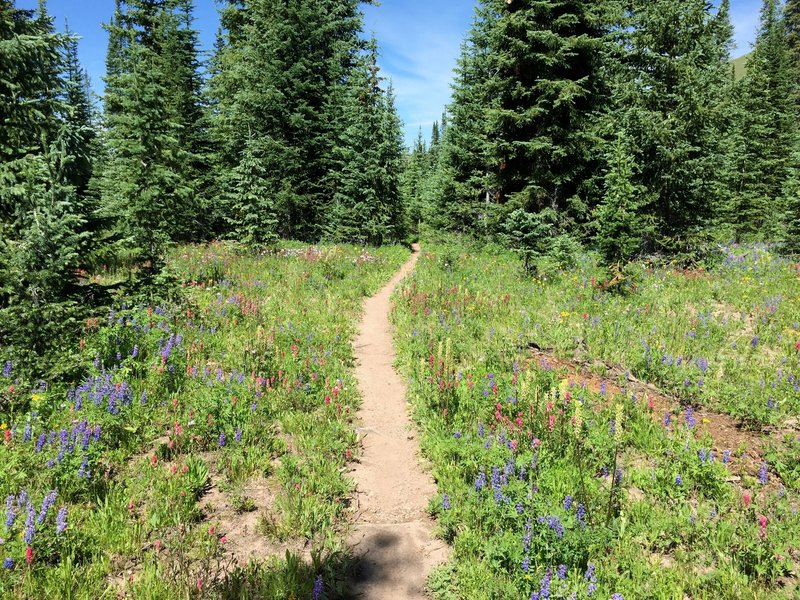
(348, 245), (450, 599)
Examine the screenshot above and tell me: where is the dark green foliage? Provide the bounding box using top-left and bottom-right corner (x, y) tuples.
(613, 0), (735, 249)
(787, 0), (800, 62)
(0, 2), (95, 378)
(593, 134), (653, 265)
(784, 147), (800, 254)
(209, 0), (404, 245)
(735, 0), (798, 242)
(430, 5), (497, 234)
(98, 0), (205, 265)
(486, 0), (609, 225)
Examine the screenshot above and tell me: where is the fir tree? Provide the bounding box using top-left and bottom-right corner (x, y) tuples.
(615, 0), (736, 251)
(326, 45), (406, 245)
(98, 0), (201, 265)
(430, 3), (497, 234)
(735, 0), (797, 241)
(486, 0), (609, 228)
(593, 134), (653, 264)
(0, 2), (93, 375)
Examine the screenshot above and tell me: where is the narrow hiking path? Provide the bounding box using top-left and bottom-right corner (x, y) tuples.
(348, 244), (448, 599)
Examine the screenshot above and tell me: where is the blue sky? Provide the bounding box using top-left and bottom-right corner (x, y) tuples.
(19, 0), (764, 146)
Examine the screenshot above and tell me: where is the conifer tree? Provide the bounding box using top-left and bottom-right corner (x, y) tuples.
(430, 4), (497, 234)
(735, 0), (797, 241)
(486, 0), (609, 227)
(98, 0), (203, 265)
(0, 2), (94, 374)
(211, 0), (371, 242)
(401, 130), (430, 232)
(614, 0), (735, 250)
(326, 46), (406, 244)
(593, 134), (653, 264)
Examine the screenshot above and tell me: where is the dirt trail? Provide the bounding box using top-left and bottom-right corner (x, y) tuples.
(348, 245), (448, 599)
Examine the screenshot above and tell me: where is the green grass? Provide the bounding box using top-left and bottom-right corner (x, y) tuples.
(0, 241), (408, 598)
(732, 52), (750, 80)
(392, 237), (799, 599)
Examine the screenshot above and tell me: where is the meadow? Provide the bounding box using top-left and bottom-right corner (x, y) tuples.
(392, 238), (800, 599)
(0, 242), (408, 598)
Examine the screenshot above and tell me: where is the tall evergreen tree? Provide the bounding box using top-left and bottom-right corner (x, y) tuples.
(326, 46), (406, 244)
(614, 0), (736, 250)
(98, 0), (204, 265)
(0, 2), (94, 375)
(211, 0), (372, 242)
(430, 3), (497, 234)
(486, 0), (610, 228)
(735, 0), (797, 241)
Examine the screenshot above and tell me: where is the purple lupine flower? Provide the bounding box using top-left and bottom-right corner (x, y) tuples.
(478, 422), (485, 438)
(563, 496), (573, 511)
(515, 503), (524, 515)
(23, 502), (35, 545)
(2, 361), (11, 378)
(219, 432), (226, 447)
(453, 431), (462, 439)
(538, 515), (564, 538)
(140, 390), (147, 405)
(611, 595), (624, 600)
(235, 428), (242, 443)
(519, 465), (527, 481)
(759, 462), (768, 485)
(577, 503), (586, 528)
(521, 555), (531, 573)
(37, 491), (57, 524)
(723, 449), (731, 464)
(442, 494), (451, 510)
(5, 495), (15, 529)
(685, 406), (696, 429)
(557, 564), (567, 580)
(663, 413), (672, 427)
(538, 568), (552, 598)
(56, 506), (67, 535)
(78, 455), (90, 479)
(3, 557), (12, 569)
(93, 425), (101, 441)
(23, 422), (31, 443)
(312, 575), (323, 600)
(698, 449), (707, 463)
(751, 336), (759, 348)
(675, 474), (683, 485)
(585, 563), (597, 596)
(131, 345), (139, 359)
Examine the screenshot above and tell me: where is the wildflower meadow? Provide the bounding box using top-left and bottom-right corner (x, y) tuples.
(392, 238), (799, 599)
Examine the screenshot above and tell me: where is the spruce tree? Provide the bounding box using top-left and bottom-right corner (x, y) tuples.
(593, 134), (653, 264)
(98, 0), (201, 265)
(614, 0), (736, 251)
(210, 0), (371, 242)
(326, 46), (406, 245)
(735, 0), (797, 241)
(0, 2), (93, 375)
(486, 0), (609, 227)
(430, 4), (497, 234)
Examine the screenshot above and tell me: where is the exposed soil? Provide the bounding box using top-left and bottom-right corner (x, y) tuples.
(348, 245), (449, 599)
(528, 348), (770, 476)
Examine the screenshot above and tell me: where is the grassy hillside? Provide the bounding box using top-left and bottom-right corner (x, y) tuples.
(732, 52), (750, 80)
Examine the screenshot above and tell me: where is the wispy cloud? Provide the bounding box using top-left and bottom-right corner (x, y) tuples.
(363, 0), (474, 145)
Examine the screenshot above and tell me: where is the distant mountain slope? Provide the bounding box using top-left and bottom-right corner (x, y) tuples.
(731, 52), (750, 80)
